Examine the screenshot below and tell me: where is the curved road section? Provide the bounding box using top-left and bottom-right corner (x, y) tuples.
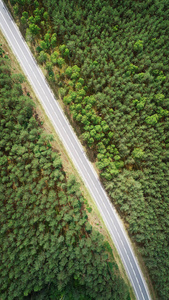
(0, 2), (151, 299)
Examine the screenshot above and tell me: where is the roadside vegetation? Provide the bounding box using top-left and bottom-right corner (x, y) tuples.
(4, 0), (169, 299)
(0, 43), (130, 299)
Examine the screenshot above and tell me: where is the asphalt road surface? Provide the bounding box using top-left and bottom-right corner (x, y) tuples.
(0, 2), (151, 299)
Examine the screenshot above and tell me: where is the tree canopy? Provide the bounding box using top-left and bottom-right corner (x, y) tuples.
(0, 44), (129, 299)
(7, 0), (169, 298)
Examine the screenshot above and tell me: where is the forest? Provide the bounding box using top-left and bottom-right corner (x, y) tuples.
(4, 0), (169, 299)
(0, 45), (130, 299)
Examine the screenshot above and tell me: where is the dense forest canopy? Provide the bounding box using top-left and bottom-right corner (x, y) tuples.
(0, 45), (129, 299)
(6, 0), (169, 299)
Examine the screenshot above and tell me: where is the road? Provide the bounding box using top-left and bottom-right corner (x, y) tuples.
(0, 2), (151, 299)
